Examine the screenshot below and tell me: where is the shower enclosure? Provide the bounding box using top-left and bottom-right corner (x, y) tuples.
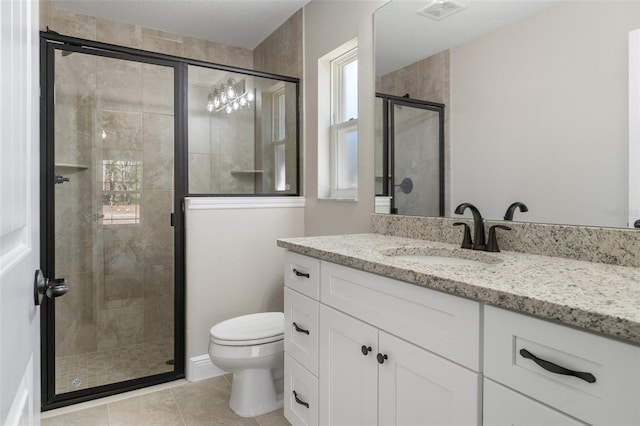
(375, 93), (444, 216)
(40, 32), (299, 410)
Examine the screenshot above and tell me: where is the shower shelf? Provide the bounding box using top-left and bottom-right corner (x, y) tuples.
(230, 170), (264, 174)
(55, 163), (89, 169)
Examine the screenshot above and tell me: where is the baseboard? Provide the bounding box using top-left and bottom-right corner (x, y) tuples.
(186, 354), (227, 382)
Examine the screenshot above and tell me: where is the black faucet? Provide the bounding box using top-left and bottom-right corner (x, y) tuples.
(454, 203), (486, 250)
(504, 202), (528, 221)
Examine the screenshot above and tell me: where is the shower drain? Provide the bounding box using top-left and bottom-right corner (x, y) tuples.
(72, 378), (81, 387)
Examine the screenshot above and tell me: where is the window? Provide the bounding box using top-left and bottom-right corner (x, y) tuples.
(102, 160), (141, 224)
(330, 47), (358, 198)
(273, 86), (288, 191)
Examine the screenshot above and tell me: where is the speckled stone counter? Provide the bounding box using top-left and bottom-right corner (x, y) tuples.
(277, 233), (640, 345)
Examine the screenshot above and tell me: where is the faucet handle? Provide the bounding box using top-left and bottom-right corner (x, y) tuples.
(453, 222), (473, 249)
(487, 225), (511, 252)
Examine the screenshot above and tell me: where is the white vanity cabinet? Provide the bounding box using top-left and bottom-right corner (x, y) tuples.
(284, 251), (481, 426)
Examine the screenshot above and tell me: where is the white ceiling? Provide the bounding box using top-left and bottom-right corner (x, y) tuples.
(375, 0), (559, 75)
(51, 0), (310, 50)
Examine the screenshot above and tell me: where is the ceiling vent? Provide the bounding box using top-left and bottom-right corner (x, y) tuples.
(417, 0), (466, 21)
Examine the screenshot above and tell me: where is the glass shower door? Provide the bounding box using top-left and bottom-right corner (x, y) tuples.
(49, 45), (177, 397)
(390, 100), (444, 216)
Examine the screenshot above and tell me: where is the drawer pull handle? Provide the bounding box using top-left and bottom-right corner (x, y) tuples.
(292, 269), (310, 278)
(361, 345), (372, 356)
(377, 353), (388, 364)
(519, 349), (596, 384)
(293, 322), (310, 335)
(293, 390), (310, 408)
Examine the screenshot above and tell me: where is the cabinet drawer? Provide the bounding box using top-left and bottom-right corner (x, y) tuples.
(284, 288), (319, 375)
(484, 306), (640, 425)
(285, 354), (319, 426)
(320, 261), (481, 371)
(484, 379), (587, 426)
(284, 251), (320, 300)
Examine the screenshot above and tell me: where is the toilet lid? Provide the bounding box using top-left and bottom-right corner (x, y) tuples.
(210, 312), (284, 345)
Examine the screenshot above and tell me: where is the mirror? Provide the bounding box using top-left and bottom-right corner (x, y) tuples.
(374, 0), (640, 228)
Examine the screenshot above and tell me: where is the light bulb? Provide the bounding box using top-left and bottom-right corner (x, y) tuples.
(233, 100), (239, 110)
(220, 92), (227, 104)
(102, 130), (107, 140)
(227, 78), (236, 98)
(239, 97), (247, 107)
(207, 94), (214, 112)
(246, 90), (254, 102)
(226, 105), (232, 114)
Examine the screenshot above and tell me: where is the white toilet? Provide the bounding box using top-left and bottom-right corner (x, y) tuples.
(208, 312), (285, 417)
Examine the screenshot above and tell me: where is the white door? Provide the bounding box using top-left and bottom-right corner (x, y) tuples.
(0, 0), (41, 424)
(319, 305), (377, 426)
(378, 332), (481, 426)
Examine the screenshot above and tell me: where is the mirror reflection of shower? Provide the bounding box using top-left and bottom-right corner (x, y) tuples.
(375, 93), (444, 217)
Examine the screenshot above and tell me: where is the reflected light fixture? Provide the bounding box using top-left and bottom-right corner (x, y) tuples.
(207, 78), (253, 114)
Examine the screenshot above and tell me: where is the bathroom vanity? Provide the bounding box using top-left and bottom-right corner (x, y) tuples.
(279, 233), (640, 426)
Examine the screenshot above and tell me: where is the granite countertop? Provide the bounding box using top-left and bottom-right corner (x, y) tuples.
(277, 233), (640, 345)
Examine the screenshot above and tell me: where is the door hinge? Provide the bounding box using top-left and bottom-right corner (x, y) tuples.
(170, 213), (175, 227)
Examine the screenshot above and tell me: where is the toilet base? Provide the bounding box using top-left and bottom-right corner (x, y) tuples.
(229, 368), (284, 417)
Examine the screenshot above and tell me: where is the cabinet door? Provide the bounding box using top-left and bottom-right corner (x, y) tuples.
(319, 305), (378, 426)
(484, 379), (587, 426)
(378, 332), (481, 426)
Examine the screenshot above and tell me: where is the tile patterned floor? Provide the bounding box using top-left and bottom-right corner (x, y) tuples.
(42, 376), (291, 426)
(55, 340), (174, 394)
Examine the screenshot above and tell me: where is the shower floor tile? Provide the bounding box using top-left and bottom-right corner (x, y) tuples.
(55, 339), (174, 394)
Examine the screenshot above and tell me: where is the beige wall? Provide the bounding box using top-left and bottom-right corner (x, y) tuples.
(302, 1), (385, 236)
(450, 1), (639, 227)
(184, 199), (304, 362)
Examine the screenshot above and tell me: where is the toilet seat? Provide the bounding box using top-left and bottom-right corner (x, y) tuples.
(210, 312), (283, 346)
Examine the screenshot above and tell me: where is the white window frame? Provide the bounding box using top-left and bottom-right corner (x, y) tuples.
(329, 47), (358, 199)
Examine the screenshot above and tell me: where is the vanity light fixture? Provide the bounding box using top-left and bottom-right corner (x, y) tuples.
(206, 78), (254, 114)
(417, 0), (465, 21)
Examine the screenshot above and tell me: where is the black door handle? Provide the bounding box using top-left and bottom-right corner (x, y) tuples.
(292, 322), (310, 335)
(34, 269), (69, 306)
(519, 349), (596, 383)
(292, 269), (310, 278)
(377, 353), (388, 364)
(361, 345), (372, 356)
(293, 390), (309, 408)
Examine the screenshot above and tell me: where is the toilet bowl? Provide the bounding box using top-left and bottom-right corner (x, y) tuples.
(208, 312), (284, 417)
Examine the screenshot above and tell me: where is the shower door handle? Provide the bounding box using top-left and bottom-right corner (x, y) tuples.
(34, 269), (69, 306)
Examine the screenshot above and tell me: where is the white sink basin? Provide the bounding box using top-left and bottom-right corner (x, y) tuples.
(391, 254), (488, 267)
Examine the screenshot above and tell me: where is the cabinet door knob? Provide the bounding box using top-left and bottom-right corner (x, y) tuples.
(361, 345), (372, 356)
(292, 322), (310, 335)
(377, 353), (388, 364)
(293, 390), (310, 408)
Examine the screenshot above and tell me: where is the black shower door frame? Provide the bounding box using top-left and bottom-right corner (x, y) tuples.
(39, 35), (188, 411)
